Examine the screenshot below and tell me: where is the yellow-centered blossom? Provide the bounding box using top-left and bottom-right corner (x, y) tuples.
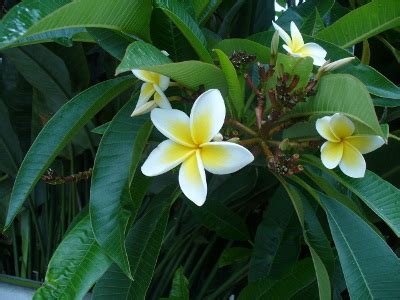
(316, 113), (384, 178)
(272, 21), (327, 66)
(131, 69), (171, 117)
(141, 89), (254, 205)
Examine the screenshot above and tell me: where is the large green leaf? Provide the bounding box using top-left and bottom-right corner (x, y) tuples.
(92, 186), (180, 299)
(33, 215), (112, 300)
(320, 193), (400, 299)
(188, 199), (250, 241)
(285, 74), (384, 137)
(250, 31), (400, 100)
(316, 0), (400, 48)
(90, 98), (152, 278)
(214, 49), (243, 117)
(154, 0), (212, 63)
(249, 187), (301, 281)
(0, 0), (152, 49)
(164, 267), (190, 300)
(87, 29), (134, 60)
(239, 259), (316, 300)
(0, 99), (22, 176)
(117, 42), (227, 94)
(4, 76), (135, 229)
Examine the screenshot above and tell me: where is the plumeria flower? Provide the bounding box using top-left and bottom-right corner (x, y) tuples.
(272, 21), (327, 66)
(131, 69), (171, 117)
(316, 113), (385, 178)
(141, 89), (254, 206)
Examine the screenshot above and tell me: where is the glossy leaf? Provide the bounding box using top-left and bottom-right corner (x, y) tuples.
(218, 247), (252, 268)
(5, 76), (135, 228)
(166, 267), (190, 300)
(249, 187), (301, 281)
(33, 215), (112, 300)
(0, 0), (152, 49)
(92, 186), (180, 300)
(320, 193), (400, 299)
(154, 0), (213, 63)
(90, 98), (152, 278)
(239, 259), (316, 300)
(316, 0), (400, 48)
(214, 49), (243, 117)
(301, 8), (325, 36)
(285, 74), (384, 137)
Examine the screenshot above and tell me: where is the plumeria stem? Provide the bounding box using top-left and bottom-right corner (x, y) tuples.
(259, 139), (274, 159)
(167, 96), (182, 102)
(239, 138), (260, 146)
(225, 118), (257, 136)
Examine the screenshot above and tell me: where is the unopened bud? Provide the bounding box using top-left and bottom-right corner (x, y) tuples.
(271, 30), (280, 58)
(161, 50), (170, 56)
(227, 137), (240, 143)
(317, 57), (355, 79)
(212, 133), (224, 142)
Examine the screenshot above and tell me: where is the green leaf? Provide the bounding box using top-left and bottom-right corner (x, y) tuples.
(90, 98), (152, 278)
(239, 259), (316, 300)
(214, 49), (243, 117)
(167, 267), (190, 300)
(250, 31), (400, 99)
(154, 0), (213, 63)
(33, 215), (112, 300)
(316, 0), (400, 48)
(249, 187), (301, 281)
(188, 198), (250, 240)
(4, 76), (135, 229)
(0, 0), (152, 49)
(301, 8), (325, 36)
(219, 247), (252, 268)
(285, 74), (384, 137)
(91, 122), (111, 135)
(331, 170), (400, 237)
(117, 42), (227, 94)
(92, 186), (180, 299)
(320, 193), (400, 299)
(0, 99), (22, 176)
(0, 178), (13, 232)
(193, 0), (222, 24)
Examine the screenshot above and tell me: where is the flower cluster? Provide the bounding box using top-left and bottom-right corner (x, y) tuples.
(130, 21), (385, 206)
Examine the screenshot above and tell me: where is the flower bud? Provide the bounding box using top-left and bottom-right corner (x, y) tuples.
(317, 57), (355, 79)
(270, 30), (280, 64)
(212, 133), (224, 142)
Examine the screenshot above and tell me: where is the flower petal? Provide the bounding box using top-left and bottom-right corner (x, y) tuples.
(329, 113), (355, 139)
(272, 21), (292, 46)
(200, 142), (254, 175)
(131, 100), (157, 117)
(345, 135), (385, 154)
(136, 82), (155, 108)
(290, 21), (304, 50)
(151, 108), (195, 147)
(179, 150), (207, 206)
(298, 43), (327, 66)
(190, 89), (226, 145)
(320, 141), (343, 169)
(141, 140), (195, 176)
(282, 44), (294, 55)
(316, 116), (340, 142)
(158, 74), (170, 91)
(132, 69), (170, 89)
(339, 142), (366, 178)
(153, 86), (172, 109)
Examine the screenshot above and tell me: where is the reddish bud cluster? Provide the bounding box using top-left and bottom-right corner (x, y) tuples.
(268, 151), (304, 176)
(229, 51), (256, 70)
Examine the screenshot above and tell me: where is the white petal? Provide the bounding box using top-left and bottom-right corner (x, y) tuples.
(190, 89), (226, 145)
(132, 69), (169, 89)
(141, 140), (195, 176)
(158, 74), (170, 91)
(298, 43), (327, 66)
(339, 142), (366, 178)
(290, 21), (304, 50)
(131, 100), (157, 117)
(316, 116), (340, 142)
(179, 150), (207, 206)
(282, 44), (294, 55)
(345, 135), (385, 154)
(320, 141), (343, 169)
(329, 113), (355, 139)
(153, 85), (172, 109)
(136, 82), (155, 108)
(272, 21), (292, 46)
(151, 108), (195, 147)
(200, 142), (254, 175)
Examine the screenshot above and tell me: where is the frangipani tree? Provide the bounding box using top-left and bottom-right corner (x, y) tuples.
(1, 0), (400, 299)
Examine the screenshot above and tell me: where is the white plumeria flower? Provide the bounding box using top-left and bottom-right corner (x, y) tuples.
(131, 69), (171, 117)
(141, 89), (254, 206)
(272, 21), (327, 66)
(316, 113), (385, 178)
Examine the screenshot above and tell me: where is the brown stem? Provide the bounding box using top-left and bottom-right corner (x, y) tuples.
(42, 168), (93, 185)
(225, 119), (257, 136)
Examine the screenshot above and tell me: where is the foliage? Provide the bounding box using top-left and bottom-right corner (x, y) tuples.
(1, 0), (400, 299)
